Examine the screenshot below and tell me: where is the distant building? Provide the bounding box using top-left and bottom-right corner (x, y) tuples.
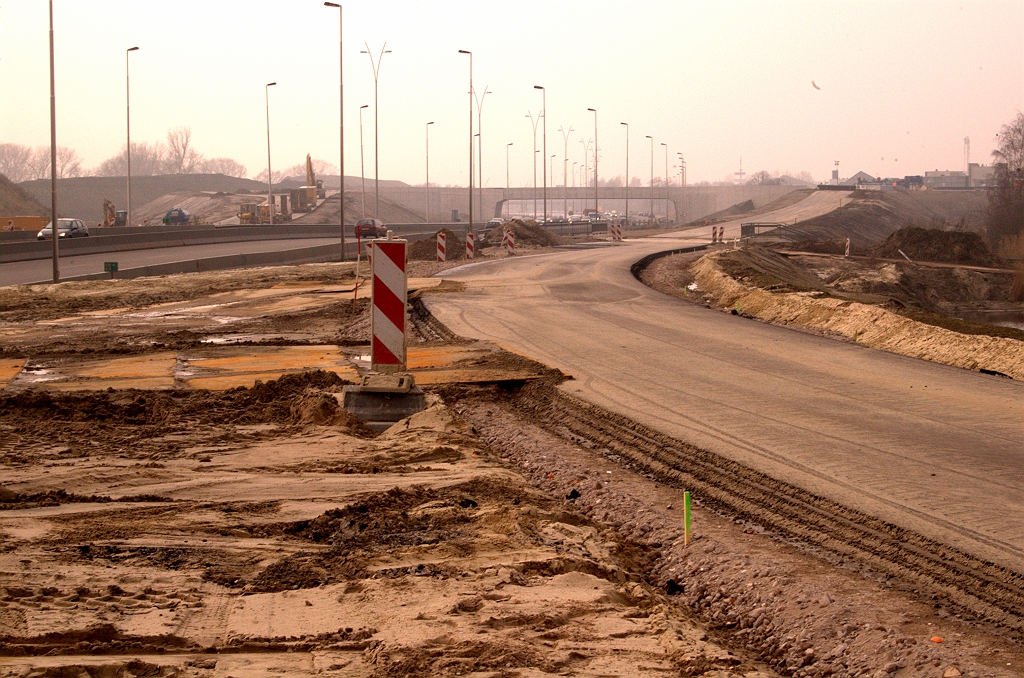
(967, 163), (998, 187)
(923, 170), (968, 189)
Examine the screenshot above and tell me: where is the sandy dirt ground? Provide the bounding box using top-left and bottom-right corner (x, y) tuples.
(2, 263), (1021, 677)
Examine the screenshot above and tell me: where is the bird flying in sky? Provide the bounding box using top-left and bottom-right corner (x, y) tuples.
(811, 80), (821, 90)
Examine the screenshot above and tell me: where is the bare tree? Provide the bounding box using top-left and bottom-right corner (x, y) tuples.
(253, 168), (283, 184)
(0, 143), (33, 182)
(201, 157), (247, 178)
(992, 112), (1024, 172)
(26, 147), (51, 180)
(56, 147), (83, 178)
(166, 126), (203, 174)
(986, 112), (1024, 250)
(747, 170), (783, 185)
(279, 159), (338, 181)
(96, 143), (167, 177)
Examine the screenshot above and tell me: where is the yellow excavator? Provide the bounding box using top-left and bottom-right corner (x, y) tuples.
(102, 200), (127, 228)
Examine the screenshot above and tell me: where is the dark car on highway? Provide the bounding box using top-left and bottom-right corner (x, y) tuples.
(37, 219), (89, 240)
(356, 218), (387, 238)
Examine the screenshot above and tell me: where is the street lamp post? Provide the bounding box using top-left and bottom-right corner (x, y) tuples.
(661, 142), (668, 223)
(646, 135), (653, 222)
(48, 0), (59, 282)
(474, 85), (491, 223)
(265, 81), (276, 225)
(359, 105), (368, 217)
(126, 46), (139, 230)
(620, 122), (628, 225)
(572, 161), (577, 214)
(361, 43), (391, 219)
(458, 50), (473, 233)
(558, 125), (573, 218)
(425, 121), (434, 223)
(526, 112), (540, 220)
(587, 108), (597, 215)
(324, 2), (345, 259)
(506, 142), (513, 192)
(533, 86), (546, 222)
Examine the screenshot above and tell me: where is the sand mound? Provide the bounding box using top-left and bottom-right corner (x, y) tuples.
(487, 219), (561, 247)
(871, 227), (998, 267)
(409, 228), (464, 261)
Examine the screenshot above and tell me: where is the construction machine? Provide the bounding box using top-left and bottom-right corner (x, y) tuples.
(102, 200), (127, 228)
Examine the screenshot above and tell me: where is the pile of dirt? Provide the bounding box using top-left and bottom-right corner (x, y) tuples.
(486, 219), (561, 247)
(409, 228), (463, 261)
(871, 226), (999, 267)
(0, 173), (49, 219)
(0, 370), (367, 465)
(793, 190), (989, 248)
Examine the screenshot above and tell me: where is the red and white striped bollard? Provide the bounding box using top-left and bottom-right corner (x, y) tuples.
(371, 237), (408, 373)
(436, 231), (446, 262)
(465, 231), (475, 259)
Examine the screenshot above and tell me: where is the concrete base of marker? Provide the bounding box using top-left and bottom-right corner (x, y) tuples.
(341, 373), (425, 432)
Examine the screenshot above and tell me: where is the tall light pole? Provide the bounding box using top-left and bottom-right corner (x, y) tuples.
(526, 112), (540, 220)
(572, 161), (577, 214)
(580, 137), (592, 211)
(661, 142), (668, 223)
(458, 50), (472, 232)
(533, 85), (546, 222)
(265, 81), (276, 225)
(646, 135), (654, 221)
(324, 2), (345, 259)
(126, 46), (139, 230)
(474, 85), (491, 223)
(506, 142), (513, 192)
(361, 43), (390, 219)
(359, 104), (368, 217)
(558, 125), (573, 218)
(425, 121), (434, 223)
(621, 122), (628, 224)
(48, 0), (59, 282)
(587, 108), (597, 215)
(678, 152), (686, 187)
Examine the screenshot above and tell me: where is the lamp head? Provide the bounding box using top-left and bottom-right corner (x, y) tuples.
(127, 46), (139, 52)
(458, 49), (470, 54)
(534, 85), (543, 90)
(427, 121), (434, 125)
(324, 2), (341, 7)
(587, 107), (596, 112)
(360, 104), (368, 109)
(267, 82), (277, 87)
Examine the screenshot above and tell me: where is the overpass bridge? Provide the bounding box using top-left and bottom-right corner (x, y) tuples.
(375, 184), (805, 223)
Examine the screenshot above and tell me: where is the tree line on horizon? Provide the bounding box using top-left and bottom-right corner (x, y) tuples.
(0, 126), (338, 185)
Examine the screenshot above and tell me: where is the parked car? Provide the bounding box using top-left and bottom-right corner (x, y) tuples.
(486, 218), (504, 228)
(355, 218), (387, 238)
(37, 218), (88, 240)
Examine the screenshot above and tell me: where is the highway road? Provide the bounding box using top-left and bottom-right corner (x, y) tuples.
(426, 202), (1024, 573)
(0, 238), (341, 286)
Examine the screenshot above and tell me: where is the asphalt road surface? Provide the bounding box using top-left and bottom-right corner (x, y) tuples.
(427, 207), (1024, 573)
(0, 238), (341, 286)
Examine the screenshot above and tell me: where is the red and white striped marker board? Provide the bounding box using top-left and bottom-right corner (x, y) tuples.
(845, 238), (851, 257)
(611, 222), (622, 241)
(465, 231), (475, 259)
(436, 231), (446, 262)
(371, 238), (408, 373)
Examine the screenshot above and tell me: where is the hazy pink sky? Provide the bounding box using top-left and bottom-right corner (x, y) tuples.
(2, 1), (1022, 186)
